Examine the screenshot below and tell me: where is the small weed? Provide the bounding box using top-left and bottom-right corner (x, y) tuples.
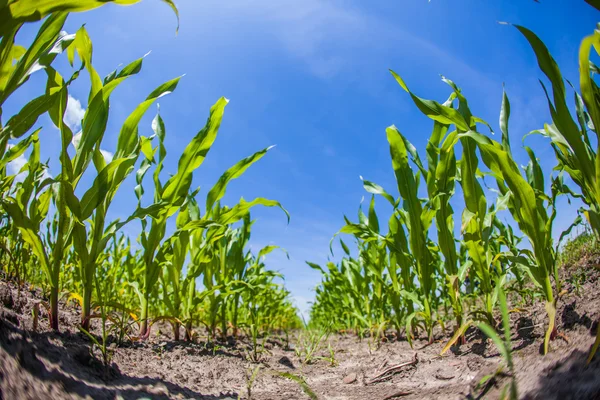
(295, 329), (329, 365)
(324, 342), (337, 367)
(476, 286), (518, 400)
(241, 323), (269, 362)
(244, 365), (261, 399)
(559, 229), (600, 269)
(567, 268), (587, 296)
(368, 322), (388, 352)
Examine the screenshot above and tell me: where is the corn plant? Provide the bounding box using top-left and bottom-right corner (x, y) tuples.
(62, 25), (182, 330)
(0, 134), (52, 285)
(241, 251), (299, 356)
(511, 18), (600, 362)
(386, 70), (563, 353)
(0, 0), (304, 349)
(424, 117), (464, 338)
(386, 126), (438, 342)
(0, 2), (178, 332)
(134, 102), (225, 337)
(134, 103), (289, 338)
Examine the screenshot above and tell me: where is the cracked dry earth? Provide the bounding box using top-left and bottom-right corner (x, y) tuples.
(1, 266), (600, 399)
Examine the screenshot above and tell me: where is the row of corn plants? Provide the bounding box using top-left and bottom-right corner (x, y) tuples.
(0, 2), (301, 344)
(309, 8), (600, 357)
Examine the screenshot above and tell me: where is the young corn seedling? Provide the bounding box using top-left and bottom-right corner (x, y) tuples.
(135, 104), (287, 338)
(0, 0), (180, 332)
(134, 100), (228, 338)
(78, 261), (119, 377)
(386, 126), (438, 343)
(323, 341), (338, 367)
(239, 254), (288, 361)
(388, 70), (567, 354)
(244, 365), (261, 400)
(512, 20), (600, 363)
(64, 26), (183, 331)
(476, 285), (518, 400)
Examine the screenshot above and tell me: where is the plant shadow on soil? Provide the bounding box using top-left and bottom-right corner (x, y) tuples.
(0, 317), (238, 399)
(524, 346), (600, 400)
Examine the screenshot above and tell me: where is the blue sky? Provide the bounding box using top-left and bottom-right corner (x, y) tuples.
(5, 0), (598, 317)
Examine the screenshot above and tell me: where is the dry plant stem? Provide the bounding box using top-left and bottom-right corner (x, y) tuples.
(382, 390), (413, 400)
(376, 359), (389, 372)
(32, 301), (51, 332)
(367, 353), (418, 385)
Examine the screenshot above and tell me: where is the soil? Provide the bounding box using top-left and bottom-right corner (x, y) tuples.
(1, 264), (600, 400)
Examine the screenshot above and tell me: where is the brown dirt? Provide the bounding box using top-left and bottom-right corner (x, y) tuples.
(1, 267), (600, 400)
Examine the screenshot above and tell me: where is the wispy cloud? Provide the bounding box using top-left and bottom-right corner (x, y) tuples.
(6, 152), (27, 177)
(6, 145), (52, 183)
(100, 149), (114, 163)
(65, 95), (86, 132)
(189, 0), (495, 87)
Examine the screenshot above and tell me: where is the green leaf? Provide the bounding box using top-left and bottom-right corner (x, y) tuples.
(360, 176), (395, 207)
(0, 13), (68, 104)
(218, 197), (290, 225)
(1, 198), (51, 283)
(0, 0), (180, 38)
(206, 145), (273, 213)
(0, 128), (40, 169)
(161, 97), (229, 209)
(116, 76), (181, 158)
(390, 69), (469, 130)
(72, 56), (146, 181)
(478, 322), (509, 361)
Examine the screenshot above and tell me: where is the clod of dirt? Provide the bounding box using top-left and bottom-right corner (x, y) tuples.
(434, 366), (455, 381)
(0, 284), (14, 309)
(343, 372), (357, 384)
(278, 356), (295, 369)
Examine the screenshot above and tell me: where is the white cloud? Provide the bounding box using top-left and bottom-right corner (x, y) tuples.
(6, 153), (27, 177)
(71, 130), (82, 150)
(100, 149), (114, 163)
(6, 154), (28, 185)
(6, 145), (52, 184)
(71, 131), (114, 164)
(64, 95), (85, 132)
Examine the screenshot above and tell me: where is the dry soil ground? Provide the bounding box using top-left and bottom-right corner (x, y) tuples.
(1, 265), (600, 400)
